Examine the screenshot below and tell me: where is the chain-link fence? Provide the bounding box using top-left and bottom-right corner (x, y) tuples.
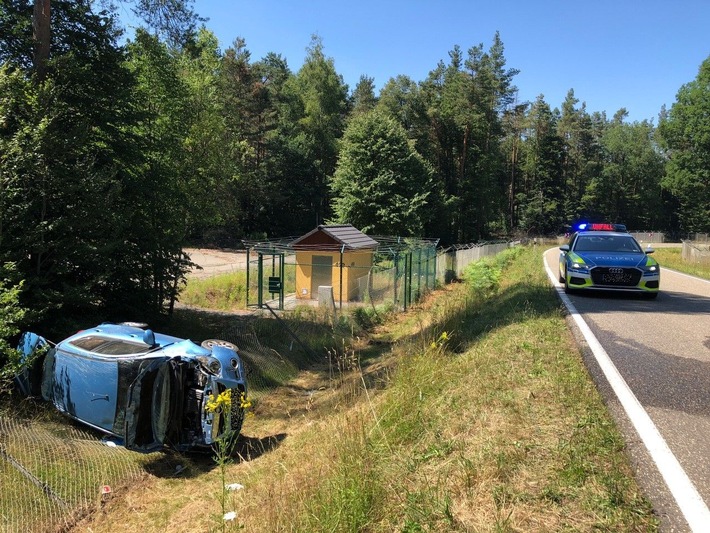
(243, 235), (514, 314)
(690, 233), (710, 244)
(0, 412), (160, 532)
(628, 231), (667, 244)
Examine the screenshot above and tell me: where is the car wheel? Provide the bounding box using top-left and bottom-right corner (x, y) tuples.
(202, 339), (239, 352)
(643, 292), (659, 300)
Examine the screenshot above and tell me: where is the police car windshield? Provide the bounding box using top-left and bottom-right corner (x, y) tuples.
(575, 235), (642, 253)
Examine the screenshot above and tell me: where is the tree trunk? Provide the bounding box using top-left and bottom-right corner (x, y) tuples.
(33, 0), (51, 81)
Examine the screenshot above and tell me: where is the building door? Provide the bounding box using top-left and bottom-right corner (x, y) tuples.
(311, 255), (333, 298)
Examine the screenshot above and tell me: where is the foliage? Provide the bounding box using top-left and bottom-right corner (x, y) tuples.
(180, 271), (247, 311)
(331, 109), (434, 235)
(461, 246), (523, 296)
(284, 35), (349, 228)
(0, 1), (192, 331)
(350, 301), (396, 330)
(516, 95), (565, 234)
(350, 75), (377, 116)
(658, 56), (710, 233)
(584, 115), (666, 229)
(0, 263), (26, 387)
(129, 0), (204, 48)
(415, 34), (519, 243)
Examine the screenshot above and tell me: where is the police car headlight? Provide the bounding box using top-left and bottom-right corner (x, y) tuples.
(570, 262), (589, 272)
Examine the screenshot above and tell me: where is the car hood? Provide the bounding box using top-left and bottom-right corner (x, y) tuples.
(573, 251), (648, 268)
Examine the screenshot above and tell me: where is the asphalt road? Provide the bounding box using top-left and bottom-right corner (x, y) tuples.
(543, 247), (710, 533)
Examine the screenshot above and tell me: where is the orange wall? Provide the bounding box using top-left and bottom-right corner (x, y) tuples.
(295, 250), (373, 301)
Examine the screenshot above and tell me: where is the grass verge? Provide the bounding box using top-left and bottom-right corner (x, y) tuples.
(71, 245), (658, 532)
(179, 271), (247, 311)
(653, 247), (710, 280)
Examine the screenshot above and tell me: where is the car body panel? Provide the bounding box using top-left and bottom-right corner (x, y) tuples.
(16, 323), (247, 452)
(52, 349), (119, 432)
(558, 229), (660, 295)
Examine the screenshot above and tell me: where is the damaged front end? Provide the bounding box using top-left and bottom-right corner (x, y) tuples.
(124, 340), (248, 453)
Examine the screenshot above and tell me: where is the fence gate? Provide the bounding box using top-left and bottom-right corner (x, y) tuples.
(245, 246), (286, 310)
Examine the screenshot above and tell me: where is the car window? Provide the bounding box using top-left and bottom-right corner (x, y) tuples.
(69, 336), (149, 355)
(574, 235), (641, 253)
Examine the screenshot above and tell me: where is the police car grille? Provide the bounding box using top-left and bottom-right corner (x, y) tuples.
(591, 267), (642, 287)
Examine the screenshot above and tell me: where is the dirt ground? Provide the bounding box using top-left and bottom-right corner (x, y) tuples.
(184, 248), (248, 279)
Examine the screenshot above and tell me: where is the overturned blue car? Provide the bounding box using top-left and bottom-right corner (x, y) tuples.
(15, 323), (248, 453)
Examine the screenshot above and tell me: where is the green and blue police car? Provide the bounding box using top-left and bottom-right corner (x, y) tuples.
(558, 223), (660, 298)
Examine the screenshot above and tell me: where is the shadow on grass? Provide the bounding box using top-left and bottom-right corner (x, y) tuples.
(396, 277), (562, 356)
(144, 432), (289, 478)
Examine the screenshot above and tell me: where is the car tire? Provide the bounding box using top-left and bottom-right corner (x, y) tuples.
(643, 292), (659, 300)
(201, 339), (239, 352)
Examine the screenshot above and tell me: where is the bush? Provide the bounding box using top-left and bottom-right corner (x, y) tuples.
(0, 263), (27, 391)
(461, 246), (524, 296)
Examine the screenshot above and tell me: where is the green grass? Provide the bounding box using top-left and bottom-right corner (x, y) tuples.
(653, 246), (710, 280)
(179, 271), (247, 310)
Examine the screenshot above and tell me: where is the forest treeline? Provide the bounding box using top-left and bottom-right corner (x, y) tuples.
(1, 0), (709, 330)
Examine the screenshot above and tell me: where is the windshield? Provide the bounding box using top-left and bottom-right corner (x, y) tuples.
(574, 235), (642, 253)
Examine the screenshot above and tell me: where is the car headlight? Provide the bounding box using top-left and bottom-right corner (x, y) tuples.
(640, 264), (659, 273)
(569, 262), (589, 272)
(196, 355), (221, 375)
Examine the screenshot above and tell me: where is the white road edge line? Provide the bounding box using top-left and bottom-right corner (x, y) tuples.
(543, 251), (710, 532)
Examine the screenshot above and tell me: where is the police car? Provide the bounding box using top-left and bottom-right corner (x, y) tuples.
(558, 223), (660, 298)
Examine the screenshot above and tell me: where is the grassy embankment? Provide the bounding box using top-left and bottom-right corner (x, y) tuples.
(77, 245), (657, 532)
(179, 271), (248, 311)
(652, 246), (710, 280)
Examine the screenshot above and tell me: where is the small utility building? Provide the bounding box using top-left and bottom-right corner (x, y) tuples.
(292, 225), (378, 302)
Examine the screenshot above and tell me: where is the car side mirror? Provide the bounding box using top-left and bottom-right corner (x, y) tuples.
(559, 244), (569, 252)
(645, 247), (655, 254)
(143, 329), (156, 348)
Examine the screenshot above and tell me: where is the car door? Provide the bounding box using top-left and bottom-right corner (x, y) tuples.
(50, 348), (119, 433)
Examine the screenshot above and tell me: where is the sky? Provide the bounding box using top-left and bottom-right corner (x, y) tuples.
(120, 0), (710, 123)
